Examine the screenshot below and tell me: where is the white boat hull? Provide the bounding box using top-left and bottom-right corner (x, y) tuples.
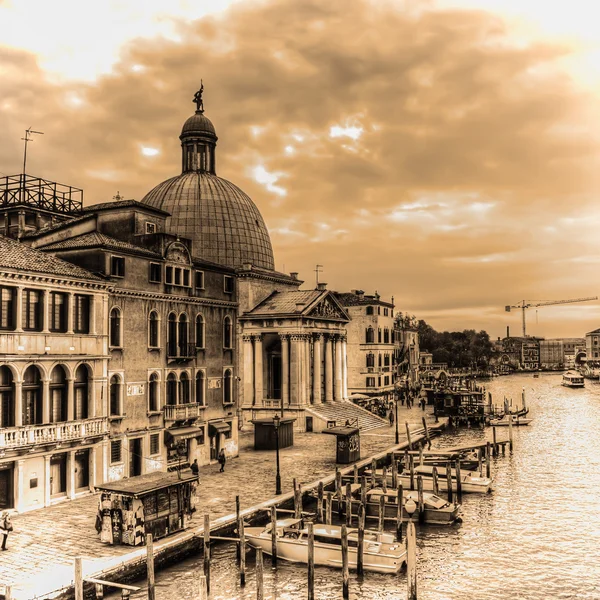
(490, 418), (532, 426)
(398, 473), (492, 494)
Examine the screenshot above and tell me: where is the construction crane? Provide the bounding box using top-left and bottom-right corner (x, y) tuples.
(505, 297), (598, 337)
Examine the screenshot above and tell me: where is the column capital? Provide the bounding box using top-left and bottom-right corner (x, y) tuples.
(252, 333), (263, 342)
(313, 332), (324, 342)
(242, 334), (254, 343)
(279, 333), (290, 341)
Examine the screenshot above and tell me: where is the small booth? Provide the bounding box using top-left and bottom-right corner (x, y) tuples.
(322, 426), (361, 464)
(95, 471), (198, 546)
(251, 417), (296, 450)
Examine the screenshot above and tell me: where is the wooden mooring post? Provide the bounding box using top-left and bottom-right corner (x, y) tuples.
(382, 466), (388, 493)
(199, 575), (208, 600)
(308, 521), (315, 600)
(391, 459), (398, 489)
(407, 521), (418, 600)
(203, 514), (211, 594)
(405, 422), (413, 450)
(455, 460), (463, 503)
(236, 495), (241, 562)
(486, 442), (492, 479)
(371, 458), (377, 489)
(346, 482), (353, 525)
(478, 449), (483, 477)
(446, 461), (453, 503)
(256, 547), (264, 600)
(353, 463), (359, 484)
(341, 524), (350, 600)
(508, 414), (514, 451)
(357, 504), (365, 576)
(326, 491), (333, 525)
(317, 481), (324, 523)
(422, 416), (431, 449)
(271, 505), (278, 565)
(239, 518), (246, 586)
(378, 493), (386, 532)
(492, 426), (498, 456)
(417, 475), (425, 524)
(360, 475), (367, 507)
(418, 444), (424, 467)
(432, 466), (439, 496)
(396, 484), (403, 541)
(409, 455), (415, 490)
(75, 557), (83, 600)
(146, 533), (156, 600)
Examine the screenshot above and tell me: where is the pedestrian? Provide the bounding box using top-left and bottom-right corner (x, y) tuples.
(190, 458), (199, 477)
(0, 510), (13, 551)
(218, 449), (226, 472)
(389, 410), (395, 426)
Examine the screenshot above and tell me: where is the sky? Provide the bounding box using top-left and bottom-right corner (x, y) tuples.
(2, 0), (600, 340)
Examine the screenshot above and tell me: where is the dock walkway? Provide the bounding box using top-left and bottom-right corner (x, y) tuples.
(1, 406), (441, 599)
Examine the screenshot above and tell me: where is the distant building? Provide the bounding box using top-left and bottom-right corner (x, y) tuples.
(585, 329), (600, 360)
(539, 339), (563, 369)
(420, 352), (433, 366)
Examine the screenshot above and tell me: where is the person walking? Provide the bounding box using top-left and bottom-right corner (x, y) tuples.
(218, 449), (226, 472)
(0, 511), (13, 551)
(190, 458), (199, 477)
(389, 409), (395, 427)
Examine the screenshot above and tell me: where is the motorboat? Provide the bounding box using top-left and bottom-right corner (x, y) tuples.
(398, 465), (493, 494)
(489, 415), (533, 426)
(323, 484), (461, 525)
(562, 371), (585, 388)
(244, 518), (406, 574)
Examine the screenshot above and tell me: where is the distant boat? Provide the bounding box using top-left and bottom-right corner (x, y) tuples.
(398, 465), (493, 494)
(490, 415), (532, 427)
(562, 371), (585, 388)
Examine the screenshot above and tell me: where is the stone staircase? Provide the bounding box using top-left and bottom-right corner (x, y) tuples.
(305, 401), (388, 432)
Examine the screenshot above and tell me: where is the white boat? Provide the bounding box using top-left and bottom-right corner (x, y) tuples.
(244, 518), (406, 574)
(398, 465), (493, 494)
(490, 415), (533, 426)
(562, 371), (585, 388)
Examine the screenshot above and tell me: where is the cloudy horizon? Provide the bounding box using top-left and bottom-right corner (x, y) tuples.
(2, 0), (600, 340)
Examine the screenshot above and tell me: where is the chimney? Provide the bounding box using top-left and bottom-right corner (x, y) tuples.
(290, 272), (298, 280)
(355, 290), (364, 299)
(317, 282), (327, 291)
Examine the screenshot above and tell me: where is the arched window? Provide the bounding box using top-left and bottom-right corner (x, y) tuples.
(23, 365), (43, 425)
(178, 313), (189, 356)
(148, 373), (159, 412)
(378, 328), (382, 343)
(166, 373), (177, 405)
(148, 311), (159, 348)
(223, 369), (233, 404)
(223, 316), (232, 349)
(195, 371), (205, 405)
(366, 327), (374, 344)
(179, 372), (190, 404)
(366, 353), (375, 368)
(366, 306), (374, 316)
(110, 307), (121, 347)
(384, 328), (390, 344)
(50, 365), (68, 423)
(0, 366), (15, 427)
(109, 375), (122, 416)
(195, 314), (205, 349)
(167, 313), (177, 357)
(74, 364), (90, 420)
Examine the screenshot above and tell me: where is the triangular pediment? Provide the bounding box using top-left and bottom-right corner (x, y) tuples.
(307, 295), (348, 320)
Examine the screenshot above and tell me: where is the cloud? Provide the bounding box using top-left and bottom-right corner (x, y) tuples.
(1, 0), (600, 337)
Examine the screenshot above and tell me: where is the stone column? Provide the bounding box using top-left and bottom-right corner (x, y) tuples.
(42, 289), (50, 333)
(342, 336), (348, 400)
(42, 378), (51, 424)
(280, 334), (290, 407)
(67, 292), (75, 335)
(67, 377), (75, 421)
(243, 335), (254, 407)
(14, 380), (23, 427)
(253, 334), (263, 406)
(297, 335), (306, 405)
(68, 450), (76, 499)
(324, 335), (333, 402)
(90, 445), (97, 489)
(312, 334), (322, 404)
(289, 334), (301, 405)
(44, 455), (52, 506)
(89, 294), (96, 335)
(334, 335), (343, 401)
(16, 459), (25, 512)
(305, 335), (312, 404)
(15, 286), (24, 332)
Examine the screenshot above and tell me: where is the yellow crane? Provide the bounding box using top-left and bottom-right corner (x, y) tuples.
(505, 297), (598, 337)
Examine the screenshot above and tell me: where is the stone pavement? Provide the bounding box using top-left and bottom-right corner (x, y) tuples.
(0, 404), (438, 597)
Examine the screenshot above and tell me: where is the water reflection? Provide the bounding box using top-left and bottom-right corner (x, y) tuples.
(116, 374), (600, 599)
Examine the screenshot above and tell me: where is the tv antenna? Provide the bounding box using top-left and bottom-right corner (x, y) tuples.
(21, 127), (44, 174)
(315, 264), (323, 286)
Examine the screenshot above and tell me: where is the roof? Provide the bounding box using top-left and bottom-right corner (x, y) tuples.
(95, 471), (198, 496)
(334, 292), (393, 308)
(247, 290), (323, 315)
(587, 329), (600, 335)
(21, 213), (93, 239)
(322, 426), (360, 436)
(0, 234), (101, 281)
(41, 231), (162, 258)
(83, 199), (171, 216)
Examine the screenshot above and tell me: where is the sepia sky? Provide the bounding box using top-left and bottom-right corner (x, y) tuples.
(2, 0), (600, 340)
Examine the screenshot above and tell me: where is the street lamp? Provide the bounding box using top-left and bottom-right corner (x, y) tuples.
(273, 414), (282, 495)
(394, 388), (400, 444)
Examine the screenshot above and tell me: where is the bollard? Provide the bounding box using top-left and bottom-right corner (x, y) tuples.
(256, 547), (264, 600)
(357, 504), (365, 576)
(409, 455), (415, 491)
(199, 574), (208, 600)
(391, 459), (398, 489)
(486, 442), (491, 479)
(341, 524), (350, 599)
(146, 533), (156, 600)
(75, 557), (83, 600)
(405, 422), (413, 450)
(396, 484), (404, 541)
(455, 460), (462, 503)
(446, 461), (453, 504)
(407, 521), (418, 600)
(353, 464), (359, 484)
(417, 475), (425, 524)
(308, 521), (315, 600)
(239, 519), (246, 586)
(432, 466), (439, 496)
(382, 466), (388, 493)
(346, 482), (353, 525)
(203, 514), (211, 593)
(317, 481), (324, 523)
(271, 506), (278, 565)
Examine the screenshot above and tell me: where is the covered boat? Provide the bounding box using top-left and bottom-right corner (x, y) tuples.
(398, 465), (493, 494)
(244, 518), (406, 574)
(562, 371), (585, 388)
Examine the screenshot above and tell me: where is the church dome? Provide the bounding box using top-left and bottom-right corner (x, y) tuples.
(141, 85), (275, 271)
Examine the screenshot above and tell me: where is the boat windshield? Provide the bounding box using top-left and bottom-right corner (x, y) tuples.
(424, 495), (450, 509)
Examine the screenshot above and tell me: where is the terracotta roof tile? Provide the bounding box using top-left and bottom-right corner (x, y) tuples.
(245, 290), (324, 315)
(42, 232), (162, 258)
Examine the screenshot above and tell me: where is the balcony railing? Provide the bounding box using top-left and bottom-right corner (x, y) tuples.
(0, 417), (108, 449)
(167, 342), (197, 361)
(164, 402), (205, 421)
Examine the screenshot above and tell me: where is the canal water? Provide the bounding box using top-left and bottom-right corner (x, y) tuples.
(117, 374), (600, 599)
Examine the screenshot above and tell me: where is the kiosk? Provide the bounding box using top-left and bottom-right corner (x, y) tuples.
(322, 426), (361, 464)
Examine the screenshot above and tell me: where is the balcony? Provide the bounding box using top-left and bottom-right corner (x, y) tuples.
(167, 343), (197, 363)
(164, 402), (205, 422)
(0, 417), (109, 449)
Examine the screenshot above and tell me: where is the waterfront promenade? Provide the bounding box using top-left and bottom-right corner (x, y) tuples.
(0, 405), (437, 599)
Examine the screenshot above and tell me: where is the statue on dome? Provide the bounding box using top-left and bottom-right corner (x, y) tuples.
(193, 81), (204, 113)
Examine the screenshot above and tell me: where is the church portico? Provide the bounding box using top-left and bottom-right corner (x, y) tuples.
(239, 289), (350, 430)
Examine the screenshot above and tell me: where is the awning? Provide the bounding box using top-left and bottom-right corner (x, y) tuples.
(164, 426), (204, 443)
(95, 471), (198, 497)
(209, 420), (231, 434)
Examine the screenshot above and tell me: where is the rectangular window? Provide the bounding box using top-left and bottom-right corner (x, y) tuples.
(110, 440), (122, 464)
(174, 268), (181, 286)
(49, 292), (67, 333)
(0, 286), (15, 330)
(166, 266), (173, 284)
(224, 276), (234, 294)
(110, 256), (125, 277)
(150, 433), (160, 456)
(149, 263), (162, 283)
(195, 271), (205, 289)
(22, 289), (42, 331)
(366, 377), (376, 388)
(73, 294), (90, 334)
(384, 376), (390, 386)
(183, 269), (190, 287)
(145, 221), (157, 234)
